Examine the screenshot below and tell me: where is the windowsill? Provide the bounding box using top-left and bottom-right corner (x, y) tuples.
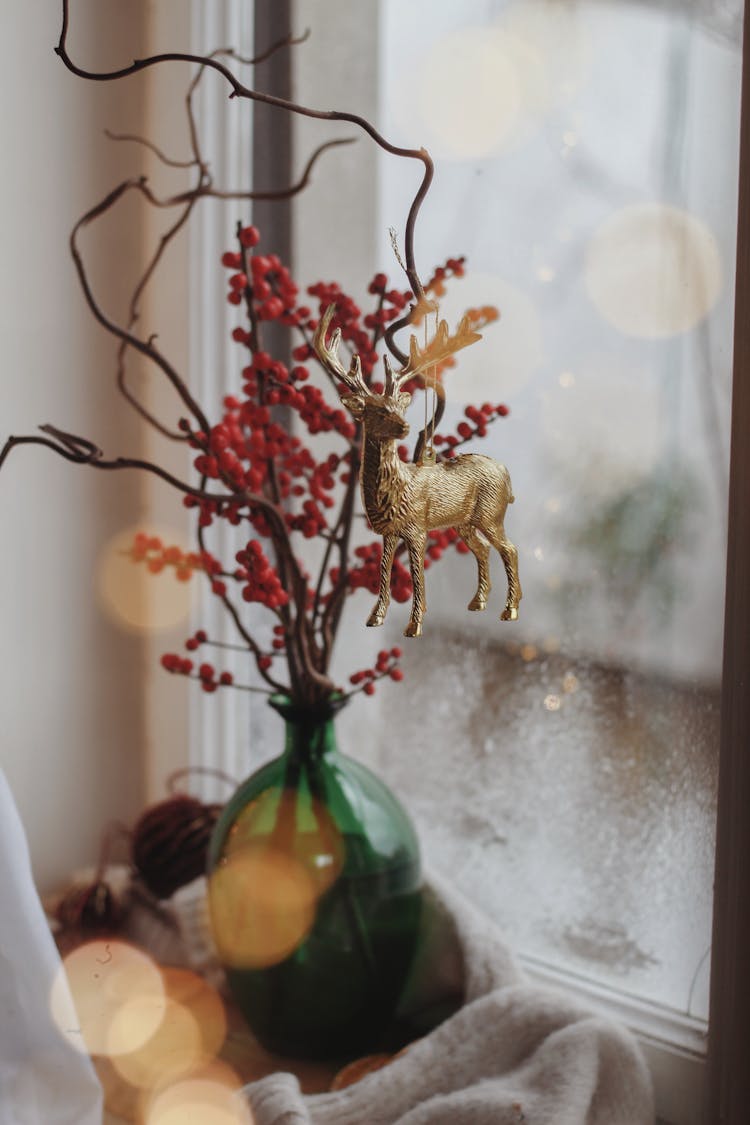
(522, 953), (707, 1125)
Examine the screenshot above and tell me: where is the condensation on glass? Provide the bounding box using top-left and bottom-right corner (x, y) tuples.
(335, 0), (743, 1025)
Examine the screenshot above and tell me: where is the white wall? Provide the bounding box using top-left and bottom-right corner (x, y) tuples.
(0, 2), (267, 893)
(0, 2), (154, 892)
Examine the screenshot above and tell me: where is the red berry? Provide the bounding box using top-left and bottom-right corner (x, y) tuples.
(250, 255), (271, 277)
(219, 671), (234, 686)
(239, 225), (260, 248)
(221, 251), (242, 269)
(363, 682), (376, 696)
(259, 297), (284, 320)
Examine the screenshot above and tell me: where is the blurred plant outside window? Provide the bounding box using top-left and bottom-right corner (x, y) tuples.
(322, 0), (742, 1052)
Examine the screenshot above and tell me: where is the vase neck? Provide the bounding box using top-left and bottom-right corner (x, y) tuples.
(282, 714), (339, 762)
(269, 695), (345, 763)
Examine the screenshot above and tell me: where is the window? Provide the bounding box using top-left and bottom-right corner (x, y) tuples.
(275, 3), (744, 1122)
(189, 1), (748, 1120)
(370, 0), (738, 1015)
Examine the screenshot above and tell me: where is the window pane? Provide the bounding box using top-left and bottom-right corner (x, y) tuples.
(340, 0), (742, 1024)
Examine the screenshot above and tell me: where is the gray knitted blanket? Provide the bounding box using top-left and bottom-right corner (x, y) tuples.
(244, 874), (655, 1125)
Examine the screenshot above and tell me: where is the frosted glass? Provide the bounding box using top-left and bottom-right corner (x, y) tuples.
(350, 0), (745, 1028)
(343, 632), (718, 1020)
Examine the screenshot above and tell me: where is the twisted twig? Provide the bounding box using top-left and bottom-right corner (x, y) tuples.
(56, 0), (434, 358)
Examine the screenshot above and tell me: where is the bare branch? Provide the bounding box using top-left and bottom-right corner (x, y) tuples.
(0, 426), (304, 536)
(239, 28), (311, 68)
(70, 181), (212, 433)
(56, 0), (433, 305)
(78, 134), (353, 438)
(104, 128), (196, 169)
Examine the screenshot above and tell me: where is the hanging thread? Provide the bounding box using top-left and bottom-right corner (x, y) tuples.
(422, 303), (439, 464)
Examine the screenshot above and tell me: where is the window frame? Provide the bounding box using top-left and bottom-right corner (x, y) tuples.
(706, 2), (750, 1121)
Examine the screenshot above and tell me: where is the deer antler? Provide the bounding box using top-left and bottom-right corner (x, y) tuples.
(383, 314), (482, 395)
(313, 305), (369, 395)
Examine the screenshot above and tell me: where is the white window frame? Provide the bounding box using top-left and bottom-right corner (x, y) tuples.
(187, 0), (254, 788)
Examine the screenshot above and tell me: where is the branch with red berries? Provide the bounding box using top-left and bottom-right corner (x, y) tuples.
(1, 8), (512, 710)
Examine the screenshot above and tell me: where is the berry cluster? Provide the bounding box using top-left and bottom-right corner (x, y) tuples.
(349, 647), (404, 695)
(129, 531), (224, 585)
(142, 222), (508, 703)
(223, 224), (300, 325)
(422, 257), (466, 299)
(334, 544), (414, 603)
(161, 653), (235, 694)
(185, 629), (208, 651)
(235, 539), (289, 609)
(435, 402), (510, 458)
(161, 652), (194, 676)
(196, 663), (234, 693)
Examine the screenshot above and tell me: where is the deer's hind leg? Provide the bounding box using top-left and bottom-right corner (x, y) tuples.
(404, 530), (427, 637)
(485, 523), (522, 621)
(459, 524), (491, 611)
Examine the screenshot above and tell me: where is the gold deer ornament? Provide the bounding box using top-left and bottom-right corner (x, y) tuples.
(313, 305), (521, 637)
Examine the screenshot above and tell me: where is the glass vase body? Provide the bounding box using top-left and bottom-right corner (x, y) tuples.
(207, 695), (422, 1059)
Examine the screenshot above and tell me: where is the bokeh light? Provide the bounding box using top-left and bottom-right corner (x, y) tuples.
(110, 998), (204, 1090)
(143, 1062), (253, 1125)
(224, 789), (346, 898)
(97, 524), (195, 633)
(390, 3), (590, 159)
(503, 0), (591, 101)
(50, 940), (166, 1057)
(411, 28), (523, 159)
(208, 845), (318, 969)
(161, 968), (228, 1060)
(434, 272), (544, 401)
(585, 204), (722, 338)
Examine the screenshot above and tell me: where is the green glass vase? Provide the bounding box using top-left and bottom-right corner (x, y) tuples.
(206, 693), (422, 1059)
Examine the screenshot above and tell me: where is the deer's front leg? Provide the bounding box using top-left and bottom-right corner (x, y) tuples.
(367, 533), (398, 627)
(404, 530), (427, 638)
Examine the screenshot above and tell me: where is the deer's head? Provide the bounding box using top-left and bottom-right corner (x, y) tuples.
(312, 304), (481, 443)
